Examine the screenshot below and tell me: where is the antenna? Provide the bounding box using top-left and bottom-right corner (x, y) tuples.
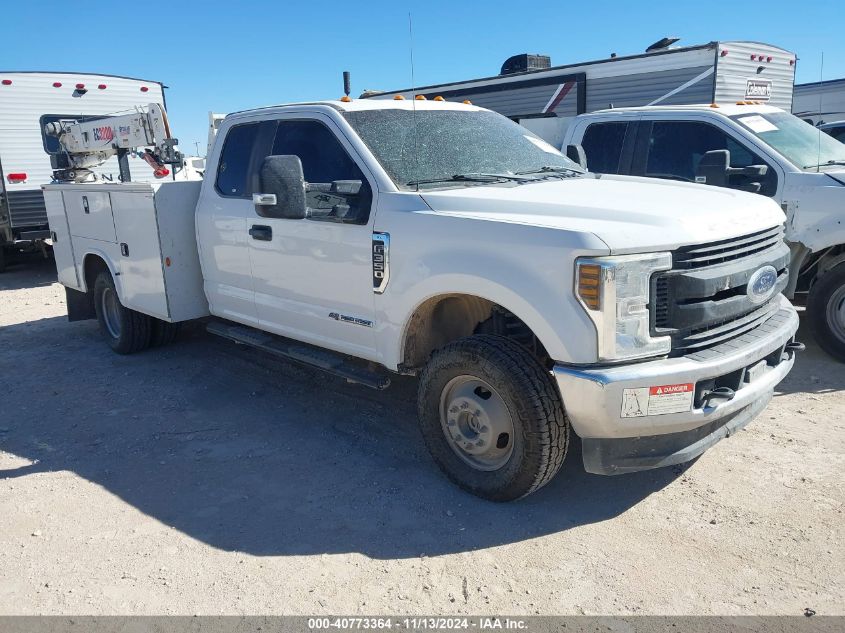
(409, 11), (419, 191)
(343, 71), (351, 97)
(817, 52), (824, 173)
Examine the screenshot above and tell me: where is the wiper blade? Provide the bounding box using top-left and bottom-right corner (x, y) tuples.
(803, 159), (845, 169)
(515, 165), (583, 176)
(406, 173), (525, 187)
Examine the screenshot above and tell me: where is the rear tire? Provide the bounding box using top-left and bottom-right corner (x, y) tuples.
(150, 319), (181, 347)
(93, 271), (151, 354)
(417, 334), (569, 501)
(808, 263), (845, 362)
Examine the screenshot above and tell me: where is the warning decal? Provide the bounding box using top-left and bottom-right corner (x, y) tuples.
(621, 383), (694, 418)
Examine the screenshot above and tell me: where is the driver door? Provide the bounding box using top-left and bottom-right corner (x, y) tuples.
(247, 114), (379, 360)
(634, 118), (778, 196)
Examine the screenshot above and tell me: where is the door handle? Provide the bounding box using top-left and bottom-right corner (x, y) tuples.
(249, 225), (272, 241)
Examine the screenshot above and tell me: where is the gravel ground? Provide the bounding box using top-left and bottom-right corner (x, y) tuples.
(0, 256), (843, 616)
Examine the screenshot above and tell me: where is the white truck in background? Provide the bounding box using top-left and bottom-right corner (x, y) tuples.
(43, 98), (801, 501)
(0, 72), (167, 271)
(561, 103), (845, 361)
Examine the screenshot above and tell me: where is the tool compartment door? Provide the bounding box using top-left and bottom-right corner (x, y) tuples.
(43, 189), (80, 288)
(63, 190), (117, 243)
(110, 189), (169, 319)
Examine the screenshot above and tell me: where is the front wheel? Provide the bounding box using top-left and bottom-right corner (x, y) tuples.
(808, 263), (845, 362)
(93, 271), (152, 354)
(417, 335), (569, 501)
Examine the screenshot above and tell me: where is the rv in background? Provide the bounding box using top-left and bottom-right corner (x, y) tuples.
(793, 77), (845, 127)
(0, 72), (166, 271)
(366, 39), (796, 149)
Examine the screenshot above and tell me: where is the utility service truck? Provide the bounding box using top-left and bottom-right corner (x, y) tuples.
(43, 97), (801, 501)
(0, 72), (167, 271)
(560, 103), (845, 361)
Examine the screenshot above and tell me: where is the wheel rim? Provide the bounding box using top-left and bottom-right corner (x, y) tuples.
(825, 285), (845, 344)
(100, 287), (122, 339)
(439, 375), (515, 471)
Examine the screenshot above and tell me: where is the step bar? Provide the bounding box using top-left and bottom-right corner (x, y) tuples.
(206, 321), (391, 390)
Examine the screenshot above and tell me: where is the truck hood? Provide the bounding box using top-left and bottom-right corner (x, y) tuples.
(419, 174), (785, 253)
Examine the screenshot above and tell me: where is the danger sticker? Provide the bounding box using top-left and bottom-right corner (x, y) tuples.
(621, 383), (694, 418)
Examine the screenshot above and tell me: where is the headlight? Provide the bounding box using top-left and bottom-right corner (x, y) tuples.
(576, 253), (672, 362)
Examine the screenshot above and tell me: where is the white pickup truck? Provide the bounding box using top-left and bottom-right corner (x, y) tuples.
(561, 103), (845, 361)
(43, 98), (801, 501)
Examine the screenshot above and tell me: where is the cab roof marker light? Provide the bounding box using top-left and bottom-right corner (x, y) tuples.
(767, 56), (773, 63)
(340, 95), (352, 102)
(140, 86), (149, 92)
(76, 83), (85, 89)
(710, 103), (720, 108)
(1, 79), (11, 86)
(98, 84), (107, 89)
(750, 54), (757, 60)
(720, 49), (729, 56)
(433, 96), (445, 101)
(393, 95), (405, 100)
(463, 99), (472, 105)
(53, 82), (62, 88)
(415, 95), (426, 100)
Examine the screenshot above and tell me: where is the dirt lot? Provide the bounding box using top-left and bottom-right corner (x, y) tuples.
(0, 256), (843, 616)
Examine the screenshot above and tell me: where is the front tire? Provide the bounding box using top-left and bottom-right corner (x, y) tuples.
(93, 271), (151, 354)
(417, 334), (569, 501)
(808, 263), (845, 362)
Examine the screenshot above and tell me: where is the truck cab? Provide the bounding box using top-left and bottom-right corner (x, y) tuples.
(563, 104), (845, 360)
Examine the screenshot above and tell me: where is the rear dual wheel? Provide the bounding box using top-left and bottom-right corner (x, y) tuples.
(93, 271), (180, 353)
(417, 334), (569, 501)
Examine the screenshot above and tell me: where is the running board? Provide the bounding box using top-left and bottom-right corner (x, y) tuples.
(206, 321), (391, 390)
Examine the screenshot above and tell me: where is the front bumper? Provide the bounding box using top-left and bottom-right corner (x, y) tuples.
(553, 295), (800, 475)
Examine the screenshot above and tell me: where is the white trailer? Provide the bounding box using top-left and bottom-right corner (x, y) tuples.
(793, 77), (845, 126)
(368, 39), (796, 149)
(0, 71), (166, 270)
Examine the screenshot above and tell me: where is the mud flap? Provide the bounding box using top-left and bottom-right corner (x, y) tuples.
(65, 286), (95, 322)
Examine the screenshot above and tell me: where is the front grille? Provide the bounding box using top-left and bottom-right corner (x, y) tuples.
(653, 226), (789, 357)
(672, 302), (779, 354)
(671, 226), (784, 270)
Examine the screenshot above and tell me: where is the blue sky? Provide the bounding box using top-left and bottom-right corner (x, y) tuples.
(4, 0), (844, 154)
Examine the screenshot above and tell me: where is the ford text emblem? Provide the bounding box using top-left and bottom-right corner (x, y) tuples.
(747, 265), (778, 304)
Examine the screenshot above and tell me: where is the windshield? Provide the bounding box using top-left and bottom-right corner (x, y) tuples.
(730, 111), (845, 170)
(342, 109), (582, 189)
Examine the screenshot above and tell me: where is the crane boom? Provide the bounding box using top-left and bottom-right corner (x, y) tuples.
(45, 103), (182, 183)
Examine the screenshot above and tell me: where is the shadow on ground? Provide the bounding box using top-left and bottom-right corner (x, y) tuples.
(0, 317), (685, 560)
(1, 266), (838, 559)
(0, 253), (57, 291)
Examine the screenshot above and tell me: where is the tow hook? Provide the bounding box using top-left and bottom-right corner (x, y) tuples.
(785, 341), (806, 354)
(701, 386), (735, 408)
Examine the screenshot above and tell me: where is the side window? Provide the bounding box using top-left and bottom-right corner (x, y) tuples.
(645, 121), (776, 195)
(580, 122), (629, 174)
(269, 120), (372, 224)
(215, 123), (260, 197)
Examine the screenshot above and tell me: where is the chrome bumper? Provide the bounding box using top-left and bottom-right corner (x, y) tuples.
(553, 295), (800, 474)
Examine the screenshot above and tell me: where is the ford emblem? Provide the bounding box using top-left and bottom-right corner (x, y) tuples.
(747, 265), (778, 305)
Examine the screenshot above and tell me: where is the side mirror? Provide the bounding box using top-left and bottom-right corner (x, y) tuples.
(256, 155), (307, 219)
(566, 144), (588, 170)
(695, 149), (730, 187)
